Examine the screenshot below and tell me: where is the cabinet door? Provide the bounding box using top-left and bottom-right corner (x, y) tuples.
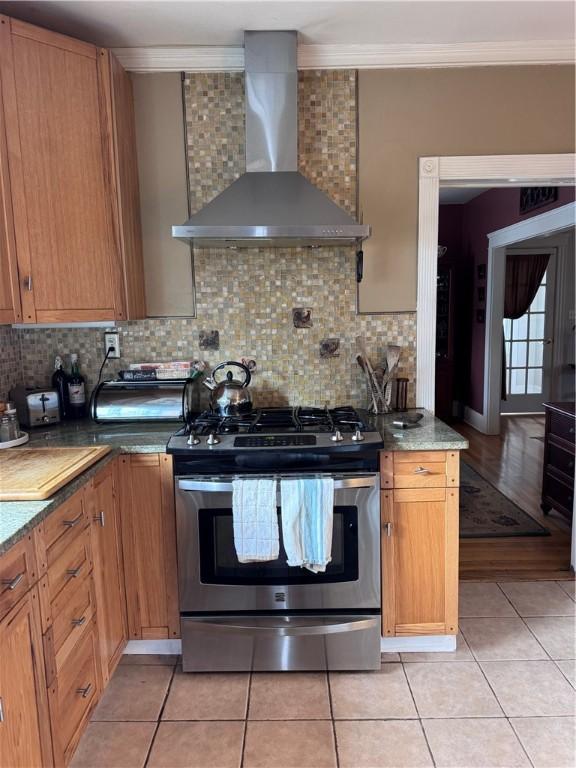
(0, 587), (53, 768)
(88, 460), (127, 683)
(381, 487), (458, 636)
(0, 46), (21, 324)
(0, 17), (124, 322)
(119, 454), (179, 640)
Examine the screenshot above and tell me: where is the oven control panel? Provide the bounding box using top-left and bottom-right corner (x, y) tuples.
(234, 435), (317, 448)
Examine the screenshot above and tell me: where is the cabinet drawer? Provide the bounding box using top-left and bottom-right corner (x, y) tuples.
(49, 624), (99, 765)
(0, 534), (37, 622)
(45, 573), (96, 684)
(47, 527), (92, 604)
(548, 442), (575, 481)
(394, 451), (447, 464)
(543, 471), (574, 515)
(43, 489), (87, 553)
(393, 460), (447, 488)
(549, 411), (576, 446)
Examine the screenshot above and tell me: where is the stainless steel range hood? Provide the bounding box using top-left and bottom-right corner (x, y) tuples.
(172, 31), (370, 248)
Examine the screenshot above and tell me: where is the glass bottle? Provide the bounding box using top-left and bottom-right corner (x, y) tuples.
(51, 355), (70, 420)
(67, 354), (87, 419)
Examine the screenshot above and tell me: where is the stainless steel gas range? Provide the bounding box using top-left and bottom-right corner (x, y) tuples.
(167, 406), (383, 672)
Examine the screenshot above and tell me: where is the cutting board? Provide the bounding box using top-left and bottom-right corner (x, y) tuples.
(0, 446), (111, 500)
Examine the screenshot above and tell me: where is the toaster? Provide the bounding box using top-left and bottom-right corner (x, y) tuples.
(10, 386), (61, 427)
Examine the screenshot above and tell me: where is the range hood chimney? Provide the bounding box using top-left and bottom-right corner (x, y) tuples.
(172, 30), (370, 248)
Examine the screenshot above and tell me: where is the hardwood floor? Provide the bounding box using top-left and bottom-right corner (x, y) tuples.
(456, 415), (573, 581)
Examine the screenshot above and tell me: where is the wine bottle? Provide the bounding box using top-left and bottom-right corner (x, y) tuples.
(51, 355), (70, 420)
(67, 353), (87, 419)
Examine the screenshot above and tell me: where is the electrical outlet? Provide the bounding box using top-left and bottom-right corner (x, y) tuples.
(104, 331), (120, 358)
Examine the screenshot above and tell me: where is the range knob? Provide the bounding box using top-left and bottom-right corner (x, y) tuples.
(331, 429), (344, 442)
(206, 432), (220, 446)
(187, 433), (200, 446)
(351, 428), (364, 442)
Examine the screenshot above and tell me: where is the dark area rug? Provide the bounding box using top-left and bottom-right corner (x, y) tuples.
(460, 462), (550, 539)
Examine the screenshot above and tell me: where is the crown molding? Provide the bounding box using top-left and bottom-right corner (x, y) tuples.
(113, 39), (574, 73)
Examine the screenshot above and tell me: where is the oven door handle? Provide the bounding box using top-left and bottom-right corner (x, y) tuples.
(186, 616), (379, 637)
(177, 475), (378, 492)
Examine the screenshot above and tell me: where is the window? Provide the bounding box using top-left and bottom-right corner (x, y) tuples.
(503, 271), (547, 396)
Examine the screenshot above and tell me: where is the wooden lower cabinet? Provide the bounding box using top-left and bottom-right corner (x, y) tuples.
(47, 622), (101, 767)
(381, 451), (460, 637)
(119, 453), (179, 639)
(0, 587), (53, 768)
(88, 460), (128, 684)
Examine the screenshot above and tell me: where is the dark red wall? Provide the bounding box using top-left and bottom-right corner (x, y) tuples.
(438, 187), (575, 414)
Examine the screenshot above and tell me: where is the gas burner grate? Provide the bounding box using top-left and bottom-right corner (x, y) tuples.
(185, 405), (366, 436)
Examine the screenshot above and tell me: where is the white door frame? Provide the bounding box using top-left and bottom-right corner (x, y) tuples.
(484, 207), (575, 433)
(416, 154), (576, 415)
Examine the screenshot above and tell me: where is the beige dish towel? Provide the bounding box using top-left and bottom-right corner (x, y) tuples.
(232, 478), (279, 562)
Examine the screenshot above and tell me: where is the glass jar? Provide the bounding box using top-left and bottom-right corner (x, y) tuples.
(5, 407), (20, 440)
(0, 415), (11, 442)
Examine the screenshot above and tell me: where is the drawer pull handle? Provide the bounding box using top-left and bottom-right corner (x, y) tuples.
(2, 572), (24, 591)
(93, 511), (105, 527)
(66, 566), (82, 579)
(0, 697), (4, 723)
(71, 616), (86, 627)
(384, 522), (393, 537)
(76, 684), (92, 699)
(63, 513), (83, 528)
(413, 466), (431, 474)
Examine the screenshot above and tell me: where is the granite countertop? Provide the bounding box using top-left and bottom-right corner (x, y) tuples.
(1, 411), (467, 556)
(368, 410), (468, 451)
(27, 419), (176, 453)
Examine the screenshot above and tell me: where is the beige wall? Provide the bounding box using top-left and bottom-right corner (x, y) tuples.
(358, 66), (576, 313)
(132, 73), (195, 317)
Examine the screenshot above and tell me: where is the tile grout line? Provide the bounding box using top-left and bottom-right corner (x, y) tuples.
(507, 716), (536, 768)
(518, 614), (558, 664)
(494, 582), (522, 618)
(326, 670), (341, 768)
(459, 616), (551, 665)
(143, 662), (177, 768)
(240, 671), (253, 768)
(400, 661), (436, 767)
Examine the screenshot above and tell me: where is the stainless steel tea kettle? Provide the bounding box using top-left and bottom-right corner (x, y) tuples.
(203, 361), (252, 416)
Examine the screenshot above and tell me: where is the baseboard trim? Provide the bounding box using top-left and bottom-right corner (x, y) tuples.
(124, 636), (457, 656)
(464, 406), (486, 433)
(124, 639), (182, 655)
(381, 634), (457, 653)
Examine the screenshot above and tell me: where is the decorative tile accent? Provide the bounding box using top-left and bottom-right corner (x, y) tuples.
(199, 330), (220, 351)
(319, 338), (340, 358)
(6, 70), (417, 410)
(292, 308), (313, 329)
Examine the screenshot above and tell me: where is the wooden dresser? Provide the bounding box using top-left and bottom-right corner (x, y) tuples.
(541, 402), (575, 522)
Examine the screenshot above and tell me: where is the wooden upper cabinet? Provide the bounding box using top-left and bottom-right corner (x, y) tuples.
(0, 16), (145, 323)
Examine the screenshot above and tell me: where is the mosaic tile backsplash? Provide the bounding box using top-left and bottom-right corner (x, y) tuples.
(4, 70), (416, 410)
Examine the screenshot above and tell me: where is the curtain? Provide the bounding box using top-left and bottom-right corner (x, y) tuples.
(501, 252), (550, 400)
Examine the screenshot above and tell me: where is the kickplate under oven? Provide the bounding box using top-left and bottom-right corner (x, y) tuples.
(181, 614), (381, 671)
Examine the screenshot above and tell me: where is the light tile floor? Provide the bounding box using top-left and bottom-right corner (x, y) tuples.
(71, 581), (576, 768)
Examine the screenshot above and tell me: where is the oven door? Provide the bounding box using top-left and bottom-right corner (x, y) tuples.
(176, 473), (380, 612)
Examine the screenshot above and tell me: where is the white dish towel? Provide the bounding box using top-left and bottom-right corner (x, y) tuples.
(232, 478), (279, 563)
(280, 477), (334, 573)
